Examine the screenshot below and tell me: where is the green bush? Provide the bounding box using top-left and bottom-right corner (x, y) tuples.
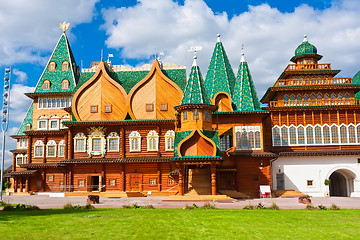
(243, 204), (255, 210)
(63, 203), (74, 209)
(305, 204), (318, 210)
(122, 204), (131, 209)
(84, 203), (94, 209)
(330, 204), (340, 210)
(202, 202), (216, 209)
(2, 203), (40, 211)
(318, 204), (328, 210)
(2, 203), (14, 211)
(183, 203), (198, 210)
(143, 205), (155, 209)
(269, 203), (280, 210)
(4, 181), (11, 189)
(256, 203), (265, 209)
(64, 203), (94, 210)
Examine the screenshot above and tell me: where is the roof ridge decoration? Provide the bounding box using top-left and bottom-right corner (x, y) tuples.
(290, 35), (322, 62)
(232, 52), (262, 111)
(33, 25), (79, 94)
(181, 56), (212, 106)
(205, 34), (236, 98)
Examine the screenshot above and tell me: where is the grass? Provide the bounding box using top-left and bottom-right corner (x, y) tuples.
(0, 208), (360, 239)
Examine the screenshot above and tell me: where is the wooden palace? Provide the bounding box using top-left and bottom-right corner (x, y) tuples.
(6, 25), (360, 198)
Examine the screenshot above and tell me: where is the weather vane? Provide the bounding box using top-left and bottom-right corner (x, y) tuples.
(60, 21), (70, 33)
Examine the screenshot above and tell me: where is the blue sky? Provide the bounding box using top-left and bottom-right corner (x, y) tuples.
(0, 0), (360, 166)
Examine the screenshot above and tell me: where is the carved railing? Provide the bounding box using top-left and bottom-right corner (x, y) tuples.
(269, 98), (360, 107)
(275, 77), (352, 87)
(285, 63), (331, 71)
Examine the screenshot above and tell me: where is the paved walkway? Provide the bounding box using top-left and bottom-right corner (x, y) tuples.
(2, 194), (360, 209)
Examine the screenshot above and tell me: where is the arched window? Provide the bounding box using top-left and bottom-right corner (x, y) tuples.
(107, 132), (120, 152)
(340, 125), (348, 144)
(129, 131), (141, 152)
(57, 98), (61, 108)
(165, 130), (175, 151)
(62, 61), (69, 71)
(236, 131), (242, 149)
(297, 126), (305, 144)
(49, 62), (56, 71)
(317, 93), (322, 100)
(310, 94), (316, 101)
(306, 125), (314, 144)
(74, 132), (86, 152)
(52, 99), (56, 108)
(290, 95), (295, 101)
(281, 126), (288, 146)
(323, 125), (330, 144)
(284, 95), (289, 101)
(338, 94), (343, 100)
(272, 126), (281, 146)
(254, 127), (261, 149)
(241, 127), (248, 149)
(345, 93), (350, 99)
(348, 125), (356, 144)
(38, 99), (43, 109)
(25, 123), (31, 131)
(61, 99), (66, 108)
(193, 109), (199, 120)
(303, 95), (309, 101)
(43, 80), (50, 90)
(314, 125), (322, 144)
(324, 94), (329, 100)
(37, 116), (48, 130)
(357, 125), (360, 143)
(46, 140), (57, 157)
(58, 140), (65, 157)
(296, 95), (302, 101)
(43, 99), (47, 109)
(248, 127), (255, 149)
(147, 130), (159, 151)
(62, 79), (69, 89)
(183, 111), (188, 121)
(289, 126), (296, 145)
(16, 154), (24, 166)
(204, 111), (210, 121)
(34, 140), (44, 157)
(66, 98), (71, 107)
(331, 125), (339, 144)
(47, 98), (52, 108)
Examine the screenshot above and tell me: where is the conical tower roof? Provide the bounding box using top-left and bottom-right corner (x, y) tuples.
(34, 31), (79, 94)
(232, 53), (261, 111)
(180, 56), (212, 106)
(205, 34), (236, 98)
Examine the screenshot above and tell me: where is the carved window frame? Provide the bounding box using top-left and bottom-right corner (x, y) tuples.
(129, 131), (141, 152)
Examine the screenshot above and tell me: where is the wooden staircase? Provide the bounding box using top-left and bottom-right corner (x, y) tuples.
(186, 168), (211, 195)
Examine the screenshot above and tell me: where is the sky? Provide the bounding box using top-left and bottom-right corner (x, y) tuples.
(0, 0), (360, 167)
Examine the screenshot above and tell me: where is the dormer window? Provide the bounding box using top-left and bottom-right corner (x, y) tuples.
(62, 79), (69, 89)
(49, 62), (56, 71)
(193, 109), (199, 120)
(25, 123), (31, 131)
(43, 80), (50, 90)
(62, 61), (69, 71)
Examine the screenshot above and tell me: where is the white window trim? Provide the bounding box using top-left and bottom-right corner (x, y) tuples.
(38, 119), (48, 131)
(74, 132), (87, 153)
(108, 137), (120, 152)
(34, 140), (44, 158)
(16, 154), (24, 166)
(165, 130), (175, 151)
(46, 145), (57, 157)
(129, 131), (141, 152)
(234, 126), (262, 150)
(49, 119), (59, 130)
(147, 130), (159, 152)
(58, 140), (65, 157)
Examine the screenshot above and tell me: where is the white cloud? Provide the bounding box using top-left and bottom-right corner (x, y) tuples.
(10, 84), (34, 123)
(0, 0), (99, 66)
(12, 69), (28, 83)
(101, 0), (360, 96)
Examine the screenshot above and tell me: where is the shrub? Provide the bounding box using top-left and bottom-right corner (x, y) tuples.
(64, 203), (74, 209)
(183, 203), (198, 210)
(256, 203), (265, 209)
(243, 204), (255, 210)
(330, 204), (340, 210)
(4, 181), (11, 189)
(269, 203), (280, 210)
(122, 204), (131, 209)
(84, 203), (94, 209)
(305, 204), (318, 210)
(26, 205), (40, 210)
(2, 203), (14, 211)
(131, 203), (142, 209)
(143, 205), (155, 209)
(202, 202), (216, 209)
(324, 179), (331, 186)
(318, 204), (328, 210)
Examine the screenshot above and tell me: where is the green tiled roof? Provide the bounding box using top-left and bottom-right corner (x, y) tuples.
(16, 102), (33, 136)
(353, 71), (360, 99)
(74, 68), (186, 94)
(232, 55), (262, 111)
(180, 58), (212, 105)
(174, 130), (221, 158)
(295, 40), (317, 57)
(205, 38), (236, 98)
(34, 33), (79, 94)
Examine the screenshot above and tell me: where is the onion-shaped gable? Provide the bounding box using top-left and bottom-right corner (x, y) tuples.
(177, 129), (217, 157)
(72, 61), (128, 121)
(126, 59), (183, 119)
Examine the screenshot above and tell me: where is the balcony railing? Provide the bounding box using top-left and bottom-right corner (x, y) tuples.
(275, 77), (352, 87)
(269, 98), (360, 107)
(284, 63), (331, 71)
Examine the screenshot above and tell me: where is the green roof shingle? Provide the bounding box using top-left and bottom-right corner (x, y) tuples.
(16, 102), (33, 136)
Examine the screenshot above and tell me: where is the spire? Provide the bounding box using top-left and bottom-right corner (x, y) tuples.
(240, 44), (245, 63)
(34, 28), (79, 93)
(180, 56), (212, 106)
(205, 35), (236, 99)
(303, 34), (308, 42)
(232, 54), (261, 111)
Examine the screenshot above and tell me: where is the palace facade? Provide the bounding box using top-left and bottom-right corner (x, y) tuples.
(6, 27), (360, 198)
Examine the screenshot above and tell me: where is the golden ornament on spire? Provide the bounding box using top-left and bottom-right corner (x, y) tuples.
(59, 21), (70, 33)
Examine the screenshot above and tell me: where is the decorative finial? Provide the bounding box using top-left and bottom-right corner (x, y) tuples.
(217, 34), (221, 42)
(60, 21), (70, 33)
(192, 56), (198, 67)
(303, 35), (308, 42)
(240, 44), (245, 62)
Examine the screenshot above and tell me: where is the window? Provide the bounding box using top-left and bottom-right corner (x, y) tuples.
(66, 98), (71, 107)
(289, 126), (297, 145)
(36, 181), (42, 187)
(92, 138), (102, 151)
(150, 179), (156, 185)
(38, 99), (43, 109)
(305, 126), (314, 144)
(160, 103), (168, 111)
(204, 111), (210, 120)
(90, 105), (98, 113)
(129, 131), (141, 152)
(220, 135), (233, 152)
(183, 111), (188, 121)
(62, 61), (69, 71)
(49, 62), (56, 71)
(272, 126), (281, 146)
(48, 98), (52, 108)
(331, 125), (339, 144)
(34, 140), (44, 157)
(61, 99), (66, 108)
(165, 130), (175, 151)
(235, 126), (261, 150)
(307, 180), (313, 186)
(43, 80), (50, 90)
(47, 140), (57, 157)
(193, 109), (199, 120)
(38, 119), (48, 130)
(57, 99), (61, 108)
(16, 154), (23, 166)
(48, 175), (54, 181)
(25, 123), (31, 131)
(147, 130), (159, 151)
(297, 126), (305, 144)
(60, 115), (70, 129)
(146, 103), (154, 112)
(284, 95), (289, 101)
(105, 105), (112, 113)
(349, 125), (356, 144)
(58, 140), (65, 157)
(357, 125), (360, 143)
(61, 79), (69, 89)
(74, 132), (86, 152)
(281, 126), (288, 146)
(109, 179), (116, 186)
(314, 126), (322, 144)
(49, 119), (59, 130)
(79, 180), (84, 186)
(168, 178), (174, 185)
(18, 138), (28, 149)
(323, 125), (330, 144)
(108, 132), (120, 152)
(340, 125), (348, 144)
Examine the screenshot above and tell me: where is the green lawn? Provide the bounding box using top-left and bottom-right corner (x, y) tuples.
(0, 208), (359, 239)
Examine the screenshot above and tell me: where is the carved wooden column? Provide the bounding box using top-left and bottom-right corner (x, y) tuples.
(157, 163), (161, 192)
(67, 129), (73, 159)
(25, 177), (29, 192)
(211, 163), (216, 195)
(12, 154), (16, 172)
(101, 164), (105, 192)
(14, 178), (18, 192)
(121, 127), (126, 158)
(64, 131), (68, 159)
(178, 164), (184, 196)
(43, 136), (47, 163)
(42, 170), (46, 192)
(121, 164), (125, 192)
(27, 136), (32, 163)
(19, 177), (23, 192)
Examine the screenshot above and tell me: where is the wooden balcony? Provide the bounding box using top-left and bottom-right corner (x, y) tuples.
(284, 63), (331, 71)
(269, 98), (360, 107)
(275, 77), (352, 87)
